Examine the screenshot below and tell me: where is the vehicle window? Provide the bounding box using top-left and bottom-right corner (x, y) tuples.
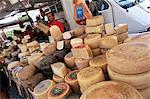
(115, 0), (145, 9)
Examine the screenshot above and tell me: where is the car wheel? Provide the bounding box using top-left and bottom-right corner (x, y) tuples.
(147, 27), (150, 31)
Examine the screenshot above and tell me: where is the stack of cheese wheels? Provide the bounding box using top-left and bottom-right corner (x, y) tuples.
(16, 65), (37, 81)
(7, 61), (20, 71)
(70, 38), (83, 48)
(72, 26), (85, 37)
(49, 25), (63, 41)
(33, 80), (56, 99)
(80, 81), (143, 99)
(27, 41), (40, 53)
(106, 42), (150, 91)
(65, 70), (80, 93)
(64, 52), (75, 68)
(53, 74), (64, 83)
(48, 83), (71, 99)
(89, 55), (107, 73)
(43, 43), (56, 56)
(75, 58), (90, 70)
(77, 67), (105, 93)
(114, 24), (128, 43)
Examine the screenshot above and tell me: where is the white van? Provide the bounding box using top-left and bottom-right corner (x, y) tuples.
(61, 0), (150, 33)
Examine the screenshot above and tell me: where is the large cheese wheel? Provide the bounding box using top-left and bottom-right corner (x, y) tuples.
(33, 80), (56, 99)
(108, 66), (150, 89)
(80, 81), (143, 99)
(28, 53), (43, 65)
(63, 31), (73, 40)
(70, 38), (83, 48)
(86, 16), (104, 26)
(18, 44), (27, 53)
(71, 44), (93, 59)
(138, 87), (150, 99)
(75, 58), (90, 70)
(7, 61), (20, 71)
(89, 55), (107, 73)
(49, 25), (63, 41)
(99, 36), (118, 48)
(77, 67), (105, 93)
(106, 42), (150, 74)
(57, 41), (64, 50)
(43, 43), (56, 56)
(64, 52), (75, 68)
(92, 48), (101, 56)
(48, 83), (71, 99)
(72, 26), (85, 37)
(115, 24), (128, 34)
(117, 32), (128, 43)
(51, 62), (67, 78)
(85, 24), (104, 34)
(65, 70), (80, 93)
(84, 34), (101, 49)
(16, 65), (37, 81)
(40, 43), (50, 52)
(105, 23), (115, 35)
(53, 74), (64, 83)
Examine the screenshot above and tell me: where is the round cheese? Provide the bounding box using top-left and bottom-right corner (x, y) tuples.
(53, 74), (64, 83)
(84, 34), (101, 49)
(75, 58), (90, 70)
(33, 80), (56, 99)
(65, 70), (80, 93)
(108, 66), (150, 89)
(43, 43), (56, 56)
(64, 52), (75, 68)
(7, 61), (20, 71)
(49, 25), (63, 41)
(48, 83), (71, 99)
(106, 42), (150, 74)
(80, 81), (143, 99)
(77, 67), (105, 93)
(99, 36), (118, 49)
(86, 16), (104, 27)
(89, 55), (107, 73)
(72, 26), (85, 37)
(70, 38), (83, 48)
(138, 87), (150, 99)
(92, 48), (101, 57)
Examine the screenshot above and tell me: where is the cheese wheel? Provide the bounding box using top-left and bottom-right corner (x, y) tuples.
(84, 34), (101, 49)
(72, 26), (85, 37)
(108, 66), (150, 89)
(101, 48), (110, 55)
(57, 41), (64, 50)
(64, 52), (75, 68)
(63, 31), (73, 40)
(49, 25), (63, 41)
(105, 23), (115, 35)
(16, 65), (37, 81)
(65, 70), (80, 93)
(138, 87), (150, 99)
(43, 43), (56, 56)
(115, 24), (128, 34)
(106, 42), (150, 74)
(89, 55), (107, 73)
(117, 32), (128, 43)
(86, 16), (104, 26)
(51, 62), (67, 78)
(75, 58), (90, 70)
(53, 74), (64, 83)
(48, 83), (71, 99)
(70, 38), (83, 48)
(7, 61), (20, 71)
(33, 80), (56, 99)
(80, 81), (143, 99)
(18, 44), (27, 53)
(71, 44), (93, 59)
(28, 53), (43, 65)
(85, 24), (104, 34)
(77, 67), (105, 93)
(92, 48), (101, 56)
(40, 43), (50, 52)
(99, 36), (118, 48)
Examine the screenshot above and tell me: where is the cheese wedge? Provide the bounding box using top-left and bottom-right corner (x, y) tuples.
(43, 43), (56, 56)
(86, 16), (104, 26)
(7, 61), (20, 71)
(72, 26), (85, 37)
(105, 23), (115, 35)
(77, 67), (105, 93)
(51, 62), (67, 78)
(53, 74), (64, 83)
(48, 83), (71, 99)
(18, 44), (28, 53)
(92, 48), (101, 56)
(84, 34), (101, 49)
(57, 41), (64, 50)
(64, 52), (75, 68)
(85, 24), (104, 34)
(99, 36), (118, 48)
(71, 44), (93, 59)
(138, 87), (150, 99)
(33, 80), (56, 99)
(63, 31), (73, 40)
(75, 58), (90, 70)
(115, 24), (128, 34)
(70, 38), (83, 48)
